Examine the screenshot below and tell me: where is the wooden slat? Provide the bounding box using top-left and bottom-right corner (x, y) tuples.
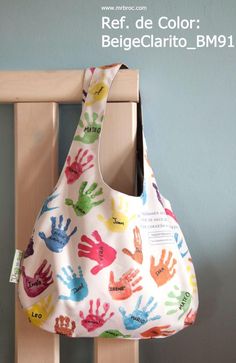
(95, 102), (139, 363)
(100, 103), (137, 196)
(14, 103), (59, 363)
(14, 102), (139, 363)
(0, 69), (139, 103)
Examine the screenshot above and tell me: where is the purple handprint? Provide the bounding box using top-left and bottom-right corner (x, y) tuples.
(22, 259), (53, 297)
(38, 215), (77, 253)
(24, 236), (34, 258)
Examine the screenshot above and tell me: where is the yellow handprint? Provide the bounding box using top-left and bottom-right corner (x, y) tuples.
(85, 79), (109, 106)
(98, 197), (136, 232)
(186, 258), (197, 294)
(25, 294), (54, 327)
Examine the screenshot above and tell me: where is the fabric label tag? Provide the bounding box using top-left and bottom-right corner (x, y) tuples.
(138, 211), (174, 245)
(9, 249), (24, 284)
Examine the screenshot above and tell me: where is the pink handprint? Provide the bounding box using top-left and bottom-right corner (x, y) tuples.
(22, 259), (53, 298)
(78, 230), (117, 275)
(79, 298), (114, 332)
(65, 148), (94, 184)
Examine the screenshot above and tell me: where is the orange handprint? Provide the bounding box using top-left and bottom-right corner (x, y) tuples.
(140, 325), (176, 338)
(150, 249), (177, 287)
(54, 315), (76, 337)
(108, 268), (143, 300)
(122, 226), (143, 264)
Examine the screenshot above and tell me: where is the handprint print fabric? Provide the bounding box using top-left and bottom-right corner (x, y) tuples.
(109, 269), (142, 300)
(57, 265), (88, 301)
(122, 226), (143, 264)
(38, 215), (77, 253)
(65, 181), (104, 216)
(79, 298), (114, 332)
(25, 295), (54, 327)
(65, 148), (94, 184)
(119, 295), (161, 330)
(140, 325), (176, 338)
(22, 259), (53, 297)
(54, 315), (76, 337)
(78, 230), (117, 274)
(165, 285), (192, 320)
(74, 112), (104, 144)
(150, 249), (177, 287)
(98, 197), (136, 232)
(18, 63), (198, 339)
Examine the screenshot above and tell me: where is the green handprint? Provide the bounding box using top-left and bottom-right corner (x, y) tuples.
(99, 330), (131, 338)
(74, 112), (104, 144)
(165, 285), (192, 320)
(65, 181), (104, 216)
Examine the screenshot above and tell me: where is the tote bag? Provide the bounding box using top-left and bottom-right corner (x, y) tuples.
(18, 63), (198, 339)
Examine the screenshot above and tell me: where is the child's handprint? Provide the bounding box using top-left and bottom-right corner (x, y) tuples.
(150, 249), (177, 287)
(24, 236), (34, 258)
(109, 268), (142, 300)
(98, 197), (136, 232)
(74, 112), (104, 144)
(57, 265), (88, 301)
(119, 295), (160, 330)
(174, 233), (188, 258)
(122, 226), (143, 264)
(38, 193), (59, 218)
(140, 325), (176, 338)
(65, 148), (94, 184)
(99, 329), (131, 338)
(54, 315), (76, 337)
(79, 298), (114, 332)
(165, 285), (192, 320)
(152, 183), (177, 221)
(38, 215), (77, 253)
(78, 230), (117, 275)
(65, 181), (104, 216)
(25, 294), (54, 327)
(184, 309), (197, 327)
(187, 258), (198, 293)
(85, 81), (109, 106)
(22, 259), (53, 297)
(141, 179), (147, 205)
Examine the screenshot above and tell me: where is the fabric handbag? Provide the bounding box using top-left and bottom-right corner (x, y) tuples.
(18, 63), (199, 339)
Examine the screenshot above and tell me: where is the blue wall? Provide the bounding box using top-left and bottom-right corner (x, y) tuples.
(1, 1), (236, 362)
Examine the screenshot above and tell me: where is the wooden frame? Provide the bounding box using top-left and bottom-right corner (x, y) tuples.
(2, 68), (139, 363)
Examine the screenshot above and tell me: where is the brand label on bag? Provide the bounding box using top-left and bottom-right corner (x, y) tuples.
(138, 211), (174, 245)
(9, 249), (24, 284)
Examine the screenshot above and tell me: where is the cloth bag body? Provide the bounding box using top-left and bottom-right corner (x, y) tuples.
(18, 63), (199, 339)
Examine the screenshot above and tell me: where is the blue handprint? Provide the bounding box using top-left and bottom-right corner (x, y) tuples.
(57, 265), (88, 301)
(38, 215), (77, 253)
(141, 179), (147, 205)
(174, 233), (188, 258)
(38, 193), (59, 218)
(119, 295), (161, 330)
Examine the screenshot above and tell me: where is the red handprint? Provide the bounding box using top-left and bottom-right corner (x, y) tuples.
(78, 230), (117, 275)
(184, 309), (197, 327)
(65, 148), (94, 184)
(122, 226), (143, 264)
(150, 249), (177, 287)
(79, 298), (114, 332)
(54, 315), (76, 337)
(22, 259), (53, 297)
(140, 325), (176, 338)
(109, 268), (143, 300)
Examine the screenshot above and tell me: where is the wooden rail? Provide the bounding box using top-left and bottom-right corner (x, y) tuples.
(0, 69), (139, 103)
